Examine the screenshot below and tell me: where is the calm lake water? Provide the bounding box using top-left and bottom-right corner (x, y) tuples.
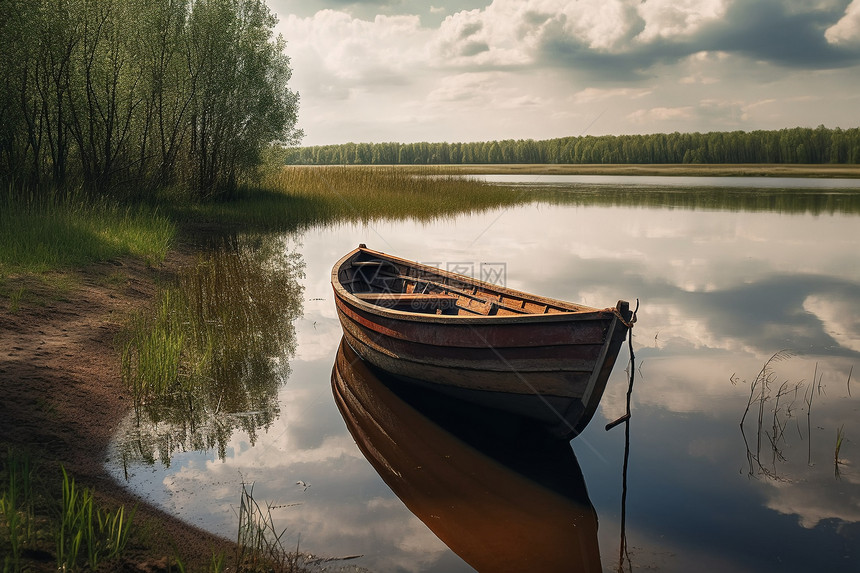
(108, 176), (860, 572)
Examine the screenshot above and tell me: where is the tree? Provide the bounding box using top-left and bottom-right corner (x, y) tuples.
(1, 0), (302, 199)
(186, 0), (301, 198)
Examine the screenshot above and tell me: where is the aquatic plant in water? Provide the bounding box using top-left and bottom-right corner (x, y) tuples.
(120, 234), (304, 466)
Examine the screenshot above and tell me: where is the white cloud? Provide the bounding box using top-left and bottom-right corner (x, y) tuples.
(571, 87), (653, 103)
(426, 72), (498, 104)
(280, 10), (430, 87)
(803, 295), (860, 352)
(766, 482), (860, 528)
(271, 1), (860, 145)
(635, 0), (728, 42)
(825, 0), (860, 45)
(431, 0), (644, 65)
(628, 106), (696, 123)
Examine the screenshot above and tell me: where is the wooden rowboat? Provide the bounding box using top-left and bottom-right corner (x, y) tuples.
(331, 244), (634, 438)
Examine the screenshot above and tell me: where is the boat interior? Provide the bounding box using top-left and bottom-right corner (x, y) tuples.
(339, 254), (586, 317)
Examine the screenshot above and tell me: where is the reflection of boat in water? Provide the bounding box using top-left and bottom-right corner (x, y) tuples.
(331, 338), (601, 573)
(331, 244), (633, 438)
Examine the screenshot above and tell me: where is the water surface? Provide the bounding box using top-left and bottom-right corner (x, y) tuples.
(474, 173), (860, 189)
(108, 180), (860, 572)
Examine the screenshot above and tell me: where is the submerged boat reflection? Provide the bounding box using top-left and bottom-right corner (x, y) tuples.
(331, 338), (601, 573)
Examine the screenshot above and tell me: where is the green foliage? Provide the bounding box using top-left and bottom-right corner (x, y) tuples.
(287, 126), (860, 166)
(57, 466), (136, 571)
(0, 189), (175, 275)
(0, 0), (301, 200)
(1, 454), (135, 572)
(0, 450), (34, 572)
(119, 235), (304, 463)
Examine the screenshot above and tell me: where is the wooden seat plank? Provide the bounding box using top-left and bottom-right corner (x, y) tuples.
(354, 292), (458, 304)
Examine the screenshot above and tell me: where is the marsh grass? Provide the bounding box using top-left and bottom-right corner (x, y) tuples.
(835, 425), (846, 479)
(736, 351), (803, 479)
(234, 482), (300, 573)
(271, 165), (528, 221)
(120, 236), (303, 464)
(735, 354), (857, 482)
(174, 166), (530, 231)
(122, 292), (186, 407)
(0, 187), (175, 276)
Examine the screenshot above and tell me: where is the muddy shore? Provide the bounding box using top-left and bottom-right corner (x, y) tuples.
(0, 247), (233, 571)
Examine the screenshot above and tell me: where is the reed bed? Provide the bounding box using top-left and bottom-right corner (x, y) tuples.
(273, 165), (529, 222)
(120, 235), (304, 463)
(175, 166), (529, 231)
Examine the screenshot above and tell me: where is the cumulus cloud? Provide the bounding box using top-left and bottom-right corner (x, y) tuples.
(282, 1), (860, 86)
(803, 295), (860, 352)
(636, 0), (728, 42)
(826, 0), (860, 44)
(430, 0), (860, 77)
(281, 10), (430, 88)
(272, 1), (860, 144)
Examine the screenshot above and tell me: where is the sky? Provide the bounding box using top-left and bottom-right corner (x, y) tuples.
(267, 0), (860, 146)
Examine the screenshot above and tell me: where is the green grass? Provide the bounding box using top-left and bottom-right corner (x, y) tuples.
(1, 450), (135, 572)
(234, 482), (298, 572)
(57, 466), (136, 571)
(0, 450), (34, 572)
(171, 166), (530, 231)
(0, 188), (175, 276)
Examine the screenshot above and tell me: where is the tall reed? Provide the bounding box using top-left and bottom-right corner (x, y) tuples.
(835, 425), (845, 479)
(235, 482), (298, 572)
(174, 166), (530, 231)
(268, 165), (529, 222)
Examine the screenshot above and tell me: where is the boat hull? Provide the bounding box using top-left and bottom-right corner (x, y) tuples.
(332, 246), (632, 438)
(331, 339), (602, 573)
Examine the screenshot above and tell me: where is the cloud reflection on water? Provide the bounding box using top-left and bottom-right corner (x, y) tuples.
(108, 190), (860, 572)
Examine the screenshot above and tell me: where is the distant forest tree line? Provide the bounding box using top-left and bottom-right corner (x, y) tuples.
(0, 0), (301, 200)
(287, 126), (860, 166)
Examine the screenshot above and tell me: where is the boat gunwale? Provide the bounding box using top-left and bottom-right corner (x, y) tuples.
(332, 245), (624, 325)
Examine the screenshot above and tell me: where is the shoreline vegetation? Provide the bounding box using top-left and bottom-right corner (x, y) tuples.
(3, 164), (860, 571)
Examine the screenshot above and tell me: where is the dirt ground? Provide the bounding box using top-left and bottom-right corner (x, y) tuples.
(0, 249), (234, 571)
